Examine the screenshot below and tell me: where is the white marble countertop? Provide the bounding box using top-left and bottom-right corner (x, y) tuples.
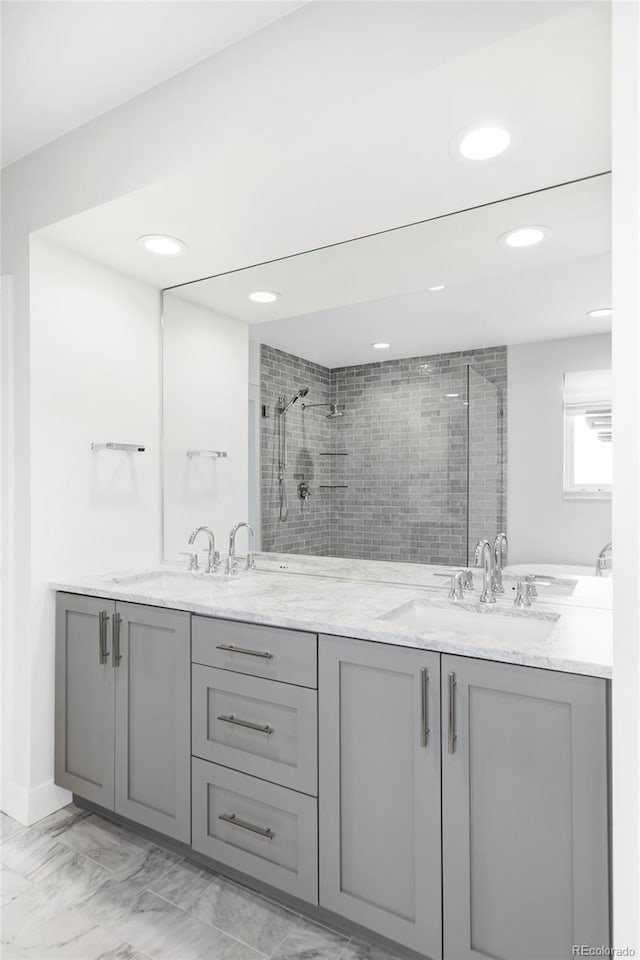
(51, 556), (612, 679)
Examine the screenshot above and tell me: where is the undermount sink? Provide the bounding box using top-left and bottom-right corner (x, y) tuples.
(109, 569), (233, 590)
(381, 600), (559, 644)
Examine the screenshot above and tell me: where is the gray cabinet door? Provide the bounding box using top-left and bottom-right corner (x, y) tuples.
(114, 602), (191, 842)
(442, 655), (610, 960)
(55, 593), (115, 809)
(319, 635), (442, 959)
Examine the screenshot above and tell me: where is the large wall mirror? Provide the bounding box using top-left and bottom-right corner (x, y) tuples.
(161, 173), (611, 571)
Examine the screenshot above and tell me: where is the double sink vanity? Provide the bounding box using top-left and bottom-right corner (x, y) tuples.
(53, 551), (612, 960)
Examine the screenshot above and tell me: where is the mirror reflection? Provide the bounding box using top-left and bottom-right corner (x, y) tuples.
(162, 173), (611, 573)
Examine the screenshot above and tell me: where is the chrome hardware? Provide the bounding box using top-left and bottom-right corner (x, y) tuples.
(98, 610), (110, 664)
(90, 442), (145, 452)
(461, 569), (474, 591)
(246, 553), (257, 571)
(514, 580), (535, 607)
(112, 613), (122, 668)
(434, 570), (466, 600)
(595, 541), (613, 576)
(493, 533), (508, 594)
(420, 668), (429, 747)
(475, 540), (497, 604)
(216, 643), (273, 660)
(448, 672), (457, 754)
(186, 449), (228, 459)
(218, 714), (273, 735)
(179, 551), (199, 572)
(188, 526), (219, 574)
(218, 813), (275, 840)
(298, 480), (311, 502)
(226, 522), (255, 575)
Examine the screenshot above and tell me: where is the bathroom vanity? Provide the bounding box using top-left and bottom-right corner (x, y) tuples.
(53, 564), (611, 960)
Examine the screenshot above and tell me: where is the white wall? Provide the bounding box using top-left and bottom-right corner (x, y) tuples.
(508, 334), (612, 566)
(162, 293), (248, 561)
(18, 237), (161, 818)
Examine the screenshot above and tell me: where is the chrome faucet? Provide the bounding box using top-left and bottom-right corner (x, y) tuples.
(493, 533), (508, 594)
(187, 526), (219, 574)
(514, 579), (535, 608)
(595, 542), (612, 577)
(475, 539), (497, 604)
(226, 522), (255, 575)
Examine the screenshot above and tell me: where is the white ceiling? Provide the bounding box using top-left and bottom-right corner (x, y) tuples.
(164, 175), (611, 367)
(40, 2), (611, 292)
(36, 2), (612, 365)
(1, 0), (304, 167)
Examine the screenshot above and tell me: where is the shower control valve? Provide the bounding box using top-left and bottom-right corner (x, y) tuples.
(298, 480), (311, 502)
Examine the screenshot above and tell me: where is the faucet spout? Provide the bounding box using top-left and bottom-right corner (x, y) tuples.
(493, 532), (508, 594)
(188, 526), (218, 574)
(226, 522), (255, 575)
(475, 539), (497, 604)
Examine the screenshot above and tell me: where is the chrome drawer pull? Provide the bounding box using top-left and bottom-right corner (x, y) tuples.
(216, 643), (273, 660)
(218, 813), (275, 840)
(217, 714), (273, 735)
(98, 610), (110, 664)
(448, 671), (457, 754)
(420, 667), (429, 747)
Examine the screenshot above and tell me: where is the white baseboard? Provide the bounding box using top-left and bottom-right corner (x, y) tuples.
(1, 779), (72, 826)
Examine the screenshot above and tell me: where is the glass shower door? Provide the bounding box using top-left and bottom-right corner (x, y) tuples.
(466, 365), (505, 566)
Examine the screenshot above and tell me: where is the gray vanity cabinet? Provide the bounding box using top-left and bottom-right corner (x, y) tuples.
(55, 593), (116, 809)
(114, 602), (191, 842)
(441, 654), (610, 960)
(318, 635), (442, 959)
(55, 594), (190, 843)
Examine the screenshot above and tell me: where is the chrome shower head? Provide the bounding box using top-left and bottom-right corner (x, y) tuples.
(326, 404), (344, 419)
(280, 387), (309, 413)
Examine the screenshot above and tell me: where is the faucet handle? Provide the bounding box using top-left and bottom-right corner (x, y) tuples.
(515, 579), (535, 607)
(179, 551), (199, 572)
(435, 571), (465, 601)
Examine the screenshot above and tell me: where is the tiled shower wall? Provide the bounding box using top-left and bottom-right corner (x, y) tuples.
(260, 345), (334, 554)
(260, 344), (507, 564)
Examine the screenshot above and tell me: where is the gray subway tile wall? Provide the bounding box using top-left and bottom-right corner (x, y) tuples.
(260, 344), (507, 564)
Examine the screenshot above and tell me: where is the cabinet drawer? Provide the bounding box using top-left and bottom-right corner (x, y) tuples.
(192, 665), (317, 795)
(192, 617), (317, 688)
(192, 758), (318, 904)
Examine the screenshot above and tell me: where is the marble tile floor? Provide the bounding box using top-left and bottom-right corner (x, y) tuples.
(0, 807), (402, 960)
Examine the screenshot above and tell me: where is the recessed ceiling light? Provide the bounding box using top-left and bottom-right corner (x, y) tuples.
(138, 235), (186, 256)
(249, 290), (280, 303)
(586, 307), (613, 319)
(500, 226), (550, 248)
(428, 285), (445, 292)
(445, 393), (460, 398)
(451, 124), (518, 161)
(372, 342), (390, 350)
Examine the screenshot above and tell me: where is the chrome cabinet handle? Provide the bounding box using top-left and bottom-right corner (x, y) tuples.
(448, 671), (457, 754)
(420, 668), (429, 747)
(217, 714), (273, 735)
(216, 643), (273, 660)
(218, 813), (275, 840)
(112, 613), (122, 668)
(98, 610), (110, 664)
